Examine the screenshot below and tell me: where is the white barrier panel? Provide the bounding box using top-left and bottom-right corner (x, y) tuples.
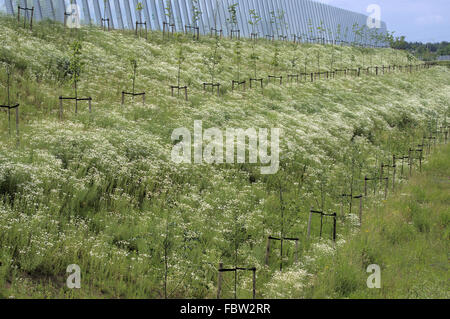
(0, 0), (388, 45)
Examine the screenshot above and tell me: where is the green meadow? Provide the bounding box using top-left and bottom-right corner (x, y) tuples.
(0, 15), (449, 298)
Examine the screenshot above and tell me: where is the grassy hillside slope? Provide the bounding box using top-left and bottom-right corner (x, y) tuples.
(0, 16), (449, 298)
(306, 144), (450, 299)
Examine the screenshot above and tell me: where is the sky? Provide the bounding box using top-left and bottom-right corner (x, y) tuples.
(316, 0), (449, 43)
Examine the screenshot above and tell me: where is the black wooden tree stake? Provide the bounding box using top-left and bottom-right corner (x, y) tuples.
(217, 264), (256, 299)
(17, 5), (34, 30)
(1, 65), (19, 137)
(170, 39), (188, 101)
(134, 2), (148, 39)
(59, 41), (92, 120)
(122, 58), (146, 105)
(307, 209), (337, 242)
(265, 183), (300, 271)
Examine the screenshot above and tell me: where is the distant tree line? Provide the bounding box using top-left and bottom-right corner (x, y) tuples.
(390, 35), (450, 61)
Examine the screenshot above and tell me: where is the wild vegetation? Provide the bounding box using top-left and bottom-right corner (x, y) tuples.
(306, 144), (450, 299)
(0, 14), (449, 298)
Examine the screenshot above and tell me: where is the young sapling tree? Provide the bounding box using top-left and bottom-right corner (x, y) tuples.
(328, 26), (337, 73)
(316, 21), (325, 45)
(376, 31), (385, 50)
(69, 40), (82, 111)
(270, 10), (284, 39)
(135, 2), (148, 39)
(176, 47), (184, 87)
(406, 53), (415, 69)
(293, 33), (302, 44)
(159, 200), (182, 299)
(343, 26), (349, 46)
(231, 208), (248, 297)
(301, 32), (308, 44)
(234, 41), (242, 81)
(265, 179), (300, 271)
(277, 9), (288, 40)
(361, 47), (369, 70)
(249, 42), (263, 89)
(278, 182), (285, 270)
(330, 46), (335, 74)
(248, 9), (261, 42)
(271, 44), (281, 71)
(327, 28), (333, 46)
(316, 49), (321, 78)
(269, 10), (281, 40)
(268, 43), (283, 84)
(218, 208), (256, 299)
(137, 2), (143, 22)
(227, 3), (239, 39)
(130, 57), (137, 95)
(0, 63), (19, 136)
(303, 56), (309, 81)
(185, 0), (201, 40)
(59, 41), (92, 118)
(163, 0), (175, 38)
(209, 0), (222, 37)
(369, 29), (377, 48)
(232, 39), (246, 91)
(4, 63), (11, 107)
(287, 42), (300, 83)
(336, 24), (342, 46)
(375, 32), (386, 66)
(352, 23), (360, 47)
(156, 193), (182, 300)
(162, 215), (172, 299)
(361, 25), (368, 47)
(282, 11), (289, 40)
(350, 53), (356, 71)
(122, 56), (146, 105)
(335, 25), (345, 68)
(307, 19), (314, 43)
(360, 25), (367, 47)
(359, 27), (371, 69)
(357, 26), (364, 47)
(170, 35), (188, 100)
(203, 34), (223, 96)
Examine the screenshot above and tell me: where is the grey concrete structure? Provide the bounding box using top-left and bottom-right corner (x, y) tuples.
(1, 0), (388, 46)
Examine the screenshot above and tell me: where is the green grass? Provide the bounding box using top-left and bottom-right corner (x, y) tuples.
(304, 144), (450, 299)
(0, 16), (449, 298)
